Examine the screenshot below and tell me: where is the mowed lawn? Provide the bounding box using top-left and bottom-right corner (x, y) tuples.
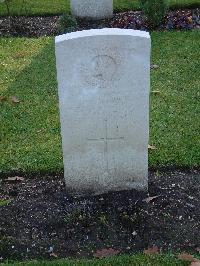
(0, 0), (199, 16)
(1, 253), (199, 266)
(0, 31), (200, 174)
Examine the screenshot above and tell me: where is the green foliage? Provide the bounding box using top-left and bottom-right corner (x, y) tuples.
(0, 0), (11, 16)
(0, 253), (194, 265)
(0, 200), (11, 206)
(0, 0), (32, 16)
(58, 14), (78, 34)
(139, 0), (169, 28)
(64, 210), (92, 225)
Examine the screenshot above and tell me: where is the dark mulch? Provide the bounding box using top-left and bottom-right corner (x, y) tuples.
(0, 16), (60, 37)
(0, 168), (199, 262)
(110, 8), (200, 31)
(0, 8), (199, 37)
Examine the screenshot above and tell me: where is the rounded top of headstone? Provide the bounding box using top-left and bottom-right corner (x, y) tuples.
(55, 28), (150, 44)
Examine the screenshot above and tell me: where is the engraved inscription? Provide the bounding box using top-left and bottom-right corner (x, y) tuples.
(80, 55), (117, 87)
(91, 55), (117, 81)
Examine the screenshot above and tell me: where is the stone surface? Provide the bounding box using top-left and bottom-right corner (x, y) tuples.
(55, 28), (151, 195)
(70, 0), (113, 20)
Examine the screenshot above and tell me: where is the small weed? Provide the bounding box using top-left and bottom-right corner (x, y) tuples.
(98, 215), (109, 226)
(58, 14), (78, 34)
(64, 209), (91, 224)
(139, 0), (169, 28)
(0, 200), (11, 206)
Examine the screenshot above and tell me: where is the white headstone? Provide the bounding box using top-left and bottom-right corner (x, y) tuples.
(55, 29), (151, 195)
(70, 0), (113, 20)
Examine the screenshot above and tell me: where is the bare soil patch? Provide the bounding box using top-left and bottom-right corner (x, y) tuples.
(0, 168), (199, 262)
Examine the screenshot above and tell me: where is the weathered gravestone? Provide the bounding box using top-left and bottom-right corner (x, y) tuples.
(70, 0), (113, 20)
(55, 28), (151, 195)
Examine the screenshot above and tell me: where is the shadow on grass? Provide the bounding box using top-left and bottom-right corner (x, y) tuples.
(1, 31), (200, 177)
(1, 38), (63, 176)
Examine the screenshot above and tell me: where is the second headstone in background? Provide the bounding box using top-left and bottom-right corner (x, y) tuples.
(70, 0), (113, 20)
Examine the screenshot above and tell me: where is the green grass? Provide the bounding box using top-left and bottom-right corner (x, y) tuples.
(0, 37), (62, 174)
(114, 0), (200, 12)
(0, 0), (199, 16)
(0, 254), (194, 266)
(0, 31), (200, 174)
(0, 199), (11, 206)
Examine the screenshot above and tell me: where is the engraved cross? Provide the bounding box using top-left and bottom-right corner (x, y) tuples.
(87, 119), (125, 171)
